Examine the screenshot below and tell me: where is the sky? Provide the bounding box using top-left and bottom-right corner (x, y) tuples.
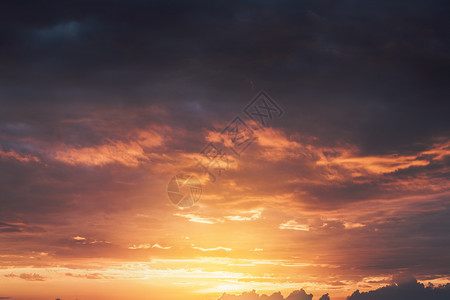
(0, 1), (450, 300)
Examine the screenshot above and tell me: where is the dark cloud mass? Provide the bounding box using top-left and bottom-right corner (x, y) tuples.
(1, 0), (449, 153)
(218, 289), (314, 300)
(217, 281), (450, 300)
(347, 280), (450, 300)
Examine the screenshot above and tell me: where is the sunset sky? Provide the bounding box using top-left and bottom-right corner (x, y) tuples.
(1, 1), (450, 300)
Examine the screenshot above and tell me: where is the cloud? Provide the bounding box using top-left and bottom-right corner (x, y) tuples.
(0, 221), (22, 233)
(217, 280), (450, 300)
(152, 243), (171, 250)
(174, 213), (224, 224)
(279, 220), (310, 232)
(315, 141), (450, 176)
(318, 294), (330, 300)
(128, 243), (171, 250)
(65, 272), (113, 280)
(347, 279), (450, 300)
(52, 140), (149, 167)
(4, 273), (46, 281)
(224, 210), (262, 221)
(0, 147), (40, 163)
(128, 244), (151, 250)
(192, 246), (232, 252)
(0, 1), (449, 298)
(52, 129), (163, 167)
(217, 289), (315, 300)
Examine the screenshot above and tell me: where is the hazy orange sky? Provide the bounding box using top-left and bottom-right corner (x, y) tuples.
(1, 1), (450, 300)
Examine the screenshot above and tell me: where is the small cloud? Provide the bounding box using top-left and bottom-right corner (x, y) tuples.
(66, 272), (113, 280)
(192, 245), (231, 252)
(174, 213), (223, 224)
(128, 244), (151, 250)
(73, 236), (86, 241)
(5, 273), (46, 281)
(0, 148), (40, 163)
(224, 210), (262, 221)
(20, 273), (46, 281)
(128, 243), (171, 250)
(279, 220), (310, 231)
(152, 243), (171, 250)
(249, 248), (264, 252)
(89, 240), (111, 244)
(343, 221), (366, 229)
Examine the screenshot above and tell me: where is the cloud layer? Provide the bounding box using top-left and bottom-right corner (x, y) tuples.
(0, 1), (449, 300)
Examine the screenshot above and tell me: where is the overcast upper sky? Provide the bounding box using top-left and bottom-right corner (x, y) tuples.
(0, 1), (449, 300)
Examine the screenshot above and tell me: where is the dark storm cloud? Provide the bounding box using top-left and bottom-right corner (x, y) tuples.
(1, 0), (449, 153)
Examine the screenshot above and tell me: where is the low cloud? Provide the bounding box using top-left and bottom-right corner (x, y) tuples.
(4, 273), (46, 281)
(217, 289), (316, 300)
(216, 279), (450, 300)
(65, 272), (113, 280)
(347, 279), (450, 300)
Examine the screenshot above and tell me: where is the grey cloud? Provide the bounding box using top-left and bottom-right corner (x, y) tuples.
(0, 0), (449, 154)
(216, 280), (450, 300)
(347, 279), (450, 300)
(217, 289), (315, 300)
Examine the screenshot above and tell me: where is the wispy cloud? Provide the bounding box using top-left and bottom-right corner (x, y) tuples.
(279, 220), (310, 231)
(192, 246), (232, 252)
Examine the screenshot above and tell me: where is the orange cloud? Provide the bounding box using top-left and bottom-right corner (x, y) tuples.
(4, 273), (45, 281)
(317, 151), (429, 175)
(0, 148), (40, 163)
(52, 129), (164, 167)
(316, 140), (450, 177)
(421, 140), (450, 160)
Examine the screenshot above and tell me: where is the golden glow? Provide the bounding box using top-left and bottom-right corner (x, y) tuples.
(2, 120), (449, 300)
